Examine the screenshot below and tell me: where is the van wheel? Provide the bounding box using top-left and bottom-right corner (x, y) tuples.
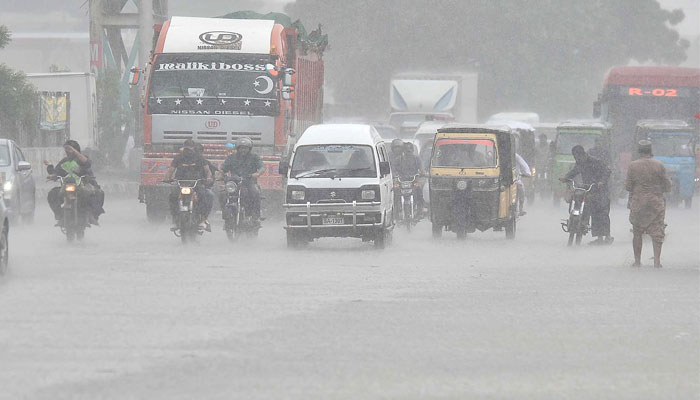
(432, 223), (442, 238)
(286, 230), (306, 249)
(374, 228), (390, 249)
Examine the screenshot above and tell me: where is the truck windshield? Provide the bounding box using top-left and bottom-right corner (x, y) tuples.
(147, 54), (278, 116)
(649, 133), (694, 157)
(556, 133), (599, 154)
(432, 138), (497, 168)
(291, 145), (377, 178)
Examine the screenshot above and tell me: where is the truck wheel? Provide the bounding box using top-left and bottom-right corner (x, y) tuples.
(505, 217), (516, 239)
(455, 227), (467, 240)
(432, 223), (442, 238)
(21, 211), (34, 225)
(552, 196), (560, 207)
(685, 197), (693, 209)
(146, 204), (167, 224)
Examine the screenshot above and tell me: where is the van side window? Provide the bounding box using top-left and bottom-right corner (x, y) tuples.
(377, 145), (387, 163)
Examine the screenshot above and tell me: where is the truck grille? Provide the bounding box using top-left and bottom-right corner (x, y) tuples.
(164, 131), (193, 140)
(162, 131), (262, 143)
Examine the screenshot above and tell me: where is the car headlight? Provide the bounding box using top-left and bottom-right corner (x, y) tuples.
(531, 167), (536, 175)
(180, 187), (192, 195)
(456, 180), (468, 190)
(2, 180), (11, 192)
(225, 181), (238, 193)
(291, 190), (305, 200)
(361, 190), (376, 200)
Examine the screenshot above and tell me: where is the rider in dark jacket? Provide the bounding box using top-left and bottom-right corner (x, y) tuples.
(220, 137), (266, 222)
(164, 139), (213, 230)
(44, 140), (105, 225)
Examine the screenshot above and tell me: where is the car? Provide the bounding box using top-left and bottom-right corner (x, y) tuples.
(0, 139), (36, 223)
(0, 188), (9, 275)
(280, 124), (395, 248)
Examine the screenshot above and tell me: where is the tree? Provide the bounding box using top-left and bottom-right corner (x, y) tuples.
(0, 25), (37, 144)
(285, 0), (689, 120)
(0, 25), (10, 49)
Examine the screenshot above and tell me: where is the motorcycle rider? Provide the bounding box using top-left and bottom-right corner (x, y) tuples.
(44, 140), (105, 225)
(390, 140), (426, 217)
(163, 139), (213, 230)
(559, 145), (613, 245)
(220, 137), (265, 224)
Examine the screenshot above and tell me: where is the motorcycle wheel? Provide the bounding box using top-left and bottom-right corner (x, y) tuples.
(76, 229), (85, 241)
(505, 216), (516, 239)
(567, 232), (575, 246)
(432, 223), (442, 238)
(404, 204), (412, 232)
(575, 232), (583, 245)
(685, 197), (693, 209)
(66, 229), (76, 243)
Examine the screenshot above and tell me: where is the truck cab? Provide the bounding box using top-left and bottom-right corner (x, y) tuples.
(635, 120), (696, 207)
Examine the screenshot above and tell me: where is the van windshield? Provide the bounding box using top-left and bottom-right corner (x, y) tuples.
(432, 138), (497, 168)
(291, 144), (377, 178)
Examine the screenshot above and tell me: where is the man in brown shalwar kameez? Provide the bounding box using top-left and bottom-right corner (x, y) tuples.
(626, 140), (672, 268)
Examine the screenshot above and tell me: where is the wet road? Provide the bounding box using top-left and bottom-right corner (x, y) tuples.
(1, 197), (698, 399)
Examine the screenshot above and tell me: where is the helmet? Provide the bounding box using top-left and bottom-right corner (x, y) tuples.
(237, 137), (253, 149)
(391, 139), (404, 149)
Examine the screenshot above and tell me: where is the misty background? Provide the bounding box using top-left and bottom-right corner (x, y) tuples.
(0, 0), (698, 122)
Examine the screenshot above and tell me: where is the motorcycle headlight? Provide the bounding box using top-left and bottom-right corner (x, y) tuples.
(225, 181), (238, 193)
(65, 184), (76, 192)
(361, 190), (376, 200)
(456, 180), (468, 190)
(400, 181), (412, 189)
(3, 180), (12, 192)
(180, 187), (192, 195)
(291, 190), (305, 200)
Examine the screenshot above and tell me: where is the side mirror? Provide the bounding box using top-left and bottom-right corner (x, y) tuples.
(129, 67), (141, 86)
(379, 161), (391, 177)
(265, 63), (279, 78)
(592, 100), (601, 118)
(281, 86), (295, 101)
(278, 160), (289, 176)
(282, 68), (296, 86)
(17, 161), (31, 171)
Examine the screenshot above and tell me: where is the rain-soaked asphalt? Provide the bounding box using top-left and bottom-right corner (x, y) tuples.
(0, 195), (698, 399)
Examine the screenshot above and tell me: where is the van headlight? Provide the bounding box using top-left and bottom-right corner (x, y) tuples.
(361, 190), (376, 200)
(2, 180), (12, 192)
(291, 190), (305, 200)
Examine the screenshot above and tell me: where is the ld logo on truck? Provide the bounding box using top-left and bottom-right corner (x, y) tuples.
(205, 119), (220, 129)
(198, 31), (242, 50)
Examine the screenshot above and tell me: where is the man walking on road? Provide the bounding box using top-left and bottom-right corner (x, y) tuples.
(626, 140), (671, 268)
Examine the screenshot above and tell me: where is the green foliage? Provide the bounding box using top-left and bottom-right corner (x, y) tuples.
(96, 68), (127, 163)
(285, 0), (689, 120)
(0, 64), (37, 125)
(0, 25), (10, 50)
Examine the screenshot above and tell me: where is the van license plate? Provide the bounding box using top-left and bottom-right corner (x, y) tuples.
(322, 217), (344, 225)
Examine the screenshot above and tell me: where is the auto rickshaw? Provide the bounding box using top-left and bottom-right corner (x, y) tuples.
(429, 124), (518, 239)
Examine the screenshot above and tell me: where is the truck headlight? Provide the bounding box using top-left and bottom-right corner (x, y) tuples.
(456, 180), (468, 190)
(361, 190), (376, 200)
(291, 190), (305, 200)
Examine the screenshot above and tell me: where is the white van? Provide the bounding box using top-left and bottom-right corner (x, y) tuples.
(280, 124), (394, 248)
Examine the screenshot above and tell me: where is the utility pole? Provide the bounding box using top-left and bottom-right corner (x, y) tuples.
(88, 0), (168, 155)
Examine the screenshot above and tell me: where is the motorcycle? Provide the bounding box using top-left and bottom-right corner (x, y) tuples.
(561, 180), (595, 246)
(393, 174), (421, 231)
(166, 179), (207, 243)
(221, 175), (260, 241)
(51, 175), (90, 242)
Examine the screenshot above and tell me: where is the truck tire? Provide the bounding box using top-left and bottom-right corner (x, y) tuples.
(685, 197), (693, 209)
(432, 223), (442, 238)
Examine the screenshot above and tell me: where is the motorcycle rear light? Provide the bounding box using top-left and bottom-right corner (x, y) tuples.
(65, 185), (76, 192)
(181, 187), (192, 195)
(291, 190), (305, 200)
(361, 190), (376, 200)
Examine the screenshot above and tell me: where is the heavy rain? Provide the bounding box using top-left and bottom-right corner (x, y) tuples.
(0, 1), (698, 399)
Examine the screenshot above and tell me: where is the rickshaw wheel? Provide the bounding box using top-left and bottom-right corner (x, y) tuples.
(432, 223), (442, 238)
(505, 216), (516, 239)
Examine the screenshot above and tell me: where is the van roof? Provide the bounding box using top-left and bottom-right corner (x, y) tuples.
(297, 124), (381, 146)
(557, 120), (609, 129)
(438, 123), (511, 134)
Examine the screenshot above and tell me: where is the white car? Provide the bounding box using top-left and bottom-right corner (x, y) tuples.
(281, 124), (394, 248)
(0, 139), (36, 222)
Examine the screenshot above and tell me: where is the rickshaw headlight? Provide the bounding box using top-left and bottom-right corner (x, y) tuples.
(456, 180), (468, 190)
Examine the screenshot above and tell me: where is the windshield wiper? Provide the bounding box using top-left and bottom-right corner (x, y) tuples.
(293, 168), (339, 178)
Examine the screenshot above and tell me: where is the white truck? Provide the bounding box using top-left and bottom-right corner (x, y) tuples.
(388, 73), (478, 139)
